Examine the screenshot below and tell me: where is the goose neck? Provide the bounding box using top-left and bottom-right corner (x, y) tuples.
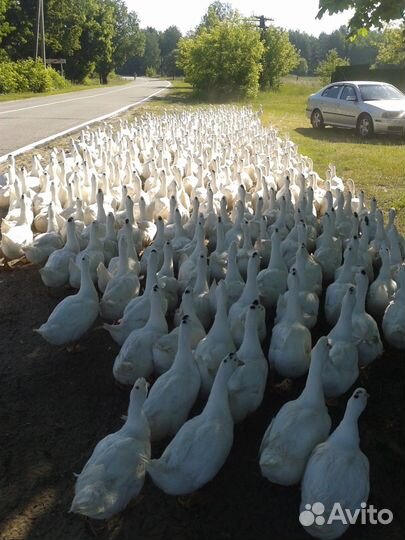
(215, 219), (226, 253)
(300, 351), (325, 405)
(147, 291), (167, 332)
(285, 275), (301, 322)
(332, 293), (353, 341)
(240, 257), (258, 303)
(203, 364), (232, 419)
(66, 222), (79, 252)
(238, 308), (260, 357)
(354, 274), (367, 314)
(79, 261), (98, 300)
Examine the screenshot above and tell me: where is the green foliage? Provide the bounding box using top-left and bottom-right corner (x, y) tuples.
(375, 26), (405, 66)
(177, 20), (264, 99)
(0, 60), (18, 92)
(317, 0), (405, 35)
(295, 57), (309, 76)
(0, 0), (144, 86)
(160, 26), (182, 76)
(198, 1), (240, 31)
(141, 28), (161, 73)
(316, 49), (350, 84)
(0, 59), (69, 93)
(145, 66), (158, 77)
(260, 27), (300, 90)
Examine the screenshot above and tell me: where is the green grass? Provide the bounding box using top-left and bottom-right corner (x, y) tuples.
(0, 76), (129, 103)
(145, 78), (405, 230)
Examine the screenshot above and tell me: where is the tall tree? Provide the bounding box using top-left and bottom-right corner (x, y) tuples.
(317, 0), (405, 35)
(199, 1), (239, 31)
(140, 27), (161, 74)
(177, 20), (264, 98)
(316, 48), (350, 84)
(375, 25), (405, 66)
(260, 26), (300, 89)
(159, 25), (182, 76)
(111, 0), (144, 71)
(0, 0), (12, 45)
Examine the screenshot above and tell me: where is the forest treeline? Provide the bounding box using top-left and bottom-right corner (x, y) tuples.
(0, 0), (403, 91)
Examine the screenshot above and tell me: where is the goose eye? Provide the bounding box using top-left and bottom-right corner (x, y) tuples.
(135, 385), (139, 390)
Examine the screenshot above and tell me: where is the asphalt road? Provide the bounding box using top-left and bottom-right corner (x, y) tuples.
(0, 77), (170, 160)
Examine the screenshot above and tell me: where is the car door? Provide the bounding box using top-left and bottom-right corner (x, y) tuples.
(336, 85), (359, 127)
(319, 84), (343, 124)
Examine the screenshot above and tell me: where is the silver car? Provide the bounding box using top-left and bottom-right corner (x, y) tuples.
(306, 81), (405, 138)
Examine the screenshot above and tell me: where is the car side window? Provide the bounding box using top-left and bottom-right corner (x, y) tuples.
(321, 85), (341, 99)
(340, 86), (357, 101)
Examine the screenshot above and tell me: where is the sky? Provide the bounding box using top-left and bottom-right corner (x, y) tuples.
(126, 0), (353, 36)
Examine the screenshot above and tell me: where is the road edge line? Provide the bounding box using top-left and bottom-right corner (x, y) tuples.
(0, 80), (171, 165)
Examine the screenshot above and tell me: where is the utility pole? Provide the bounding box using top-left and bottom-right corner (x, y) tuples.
(248, 15), (273, 38)
(35, 0), (46, 65)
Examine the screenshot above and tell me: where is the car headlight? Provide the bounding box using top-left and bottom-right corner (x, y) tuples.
(381, 111), (403, 119)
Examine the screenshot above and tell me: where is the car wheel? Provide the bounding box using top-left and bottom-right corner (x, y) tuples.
(357, 114), (374, 138)
(311, 109), (324, 129)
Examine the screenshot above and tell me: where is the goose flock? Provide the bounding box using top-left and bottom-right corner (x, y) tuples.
(1, 106), (404, 538)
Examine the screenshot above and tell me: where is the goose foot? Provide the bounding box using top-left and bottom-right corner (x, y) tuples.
(358, 366), (370, 385)
(66, 343), (86, 353)
(84, 517), (106, 538)
(115, 380), (130, 390)
(126, 493), (145, 509)
(272, 378), (293, 394)
(177, 491), (202, 508)
(325, 397), (339, 407)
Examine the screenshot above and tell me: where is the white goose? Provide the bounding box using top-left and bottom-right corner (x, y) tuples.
(228, 302), (268, 423)
(269, 267), (312, 378)
(23, 203), (63, 265)
(152, 287), (206, 375)
(228, 252), (266, 347)
(146, 353), (241, 495)
(99, 236), (140, 321)
(322, 287), (359, 398)
(69, 221), (104, 288)
(195, 280), (236, 398)
(257, 227), (288, 310)
(143, 315), (201, 442)
(366, 246), (397, 321)
(300, 388), (369, 540)
(40, 217), (80, 288)
(105, 249), (160, 346)
(324, 243), (355, 326)
(112, 284), (168, 385)
(36, 255), (99, 346)
(382, 264), (405, 350)
(260, 336), (331, 485)
(352, 269), (383, 366)
(70, 378), (150, 519)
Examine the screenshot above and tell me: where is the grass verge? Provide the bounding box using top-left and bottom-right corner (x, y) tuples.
(0, 76), (129, 103)
(144, 78), (405, 229)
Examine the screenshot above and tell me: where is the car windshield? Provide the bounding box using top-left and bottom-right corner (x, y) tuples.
(359, 84), (404, 101)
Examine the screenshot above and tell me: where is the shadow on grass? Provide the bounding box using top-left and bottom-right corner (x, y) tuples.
(150, 83), (246, 106)
(295, 126), (405, 147)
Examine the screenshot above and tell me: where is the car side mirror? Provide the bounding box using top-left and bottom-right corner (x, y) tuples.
(346, 96), (357, 102)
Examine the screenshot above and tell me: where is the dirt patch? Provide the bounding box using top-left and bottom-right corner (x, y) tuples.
(0, 264), (403, 540)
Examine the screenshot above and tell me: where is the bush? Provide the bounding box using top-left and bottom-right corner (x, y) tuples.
(177, 20), (264, 99)
(0, 59), (70, 94)
(145, 66), (157, 77)
(0, 62), (19, 93)
(17, 59), (53, 92)
(47, 67), (70, 89)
